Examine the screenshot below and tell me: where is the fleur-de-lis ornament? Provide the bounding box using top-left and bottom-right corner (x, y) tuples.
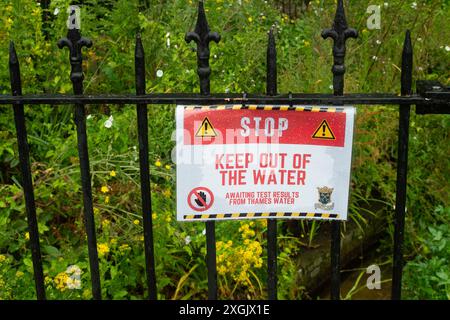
(185, 1), (221, 95)
(57, 6), (92, 94)
(322, 0), (357, 96)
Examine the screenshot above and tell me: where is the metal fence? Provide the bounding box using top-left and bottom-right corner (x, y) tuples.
(1, 1), (449, 300)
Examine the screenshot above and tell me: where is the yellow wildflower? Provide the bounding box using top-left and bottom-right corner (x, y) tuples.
(110, 238), (118, 245)
(239, 223), (255, 239)
(152, 213), (157, 220)
(248, 17), (253, 23)
(16, 271), (24, 277)
(165, 216), (172, 223)
(93, 207), (100, 215)
(54, 272), (68, 292)
(155, 160), (162, 167)
(162, 189), (171, 198)
(109, 170), (116, 177)
(139, 236), (144, 241)
(119, 244), (130, 252)
(303, 40), (311, 47)
(133, 219), (140, 225)
(82, 289), (91, 299)
(97, 243), (110, 257)
(101, 185), (109, 193)
(0, 255), (6, 263)
(104, 196), (110, 204)
(165, 164), (171, 170)
(102, 219), (110, 228)
(218, 265), (227, 275)
(217, 253), (225, 263)
(25, 232), (30, 240)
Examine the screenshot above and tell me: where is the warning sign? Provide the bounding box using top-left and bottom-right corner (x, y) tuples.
(195, 117), (217, 137)
(176, 105), (355, 222)
(312, 120), (335, 140)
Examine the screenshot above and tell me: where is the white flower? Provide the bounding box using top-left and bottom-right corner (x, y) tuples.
(329, 85), (333, 90)
(86, 114), (92, 120)
(411, 2), (417, 9)
(104, 115), (114, 128)
(225, 88), (230, 93)
(417, 37), (422, 42)
(376, 40), (382, 45)
(66, 277), (81, 290)
(65, 264), (82, 290)
(202, 229), (206, 235)
(53, 7), (60, 15)
(166, 38), (170, 48)
(156, 69), (164, 78)
(66, 265), (82, 277)
(214, 54), (218, 59)
(372, 55), (378, 61)
(445, 46), (450, 52)
(184, 236), (191, 245)
(384, 2), (389, 8)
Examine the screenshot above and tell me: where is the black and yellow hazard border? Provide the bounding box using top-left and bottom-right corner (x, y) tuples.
(184, 105), (345, 112)
(183, 212), (339, 221)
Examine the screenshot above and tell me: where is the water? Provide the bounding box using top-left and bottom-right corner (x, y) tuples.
(315, 246), (393, 300)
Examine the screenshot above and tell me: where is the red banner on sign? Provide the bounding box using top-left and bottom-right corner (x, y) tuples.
(184, 109), (347, 147)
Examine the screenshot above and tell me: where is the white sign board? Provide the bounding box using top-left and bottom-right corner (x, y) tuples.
(176, 105), (355, 221)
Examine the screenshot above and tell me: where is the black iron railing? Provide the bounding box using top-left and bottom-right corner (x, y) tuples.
(1, 1), (449, 301)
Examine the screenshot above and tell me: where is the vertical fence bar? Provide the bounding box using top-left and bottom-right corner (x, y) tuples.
(41, 0), (51, 40)
(58, 19), (101, 299)
(266, 27), (278, 300)
(135, 34), (158, 300)
(392, 30), (412, 300)
(9, 42), (46, 300)
(185, 1), (220, 299)
(322, 0), (357, 300)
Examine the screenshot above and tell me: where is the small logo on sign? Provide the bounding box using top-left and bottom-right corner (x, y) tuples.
(315, 186), (335, 210)
(195, 117), (217, 137)
(188, 187), (214, 212)
(312, 119), (335, 140)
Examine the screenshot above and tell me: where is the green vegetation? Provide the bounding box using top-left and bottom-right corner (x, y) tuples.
(0, 0), (449, 300)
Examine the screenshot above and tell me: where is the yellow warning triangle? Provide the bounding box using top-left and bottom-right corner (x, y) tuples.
(195, 117), (217, 137)
(312, 120), (335, 140)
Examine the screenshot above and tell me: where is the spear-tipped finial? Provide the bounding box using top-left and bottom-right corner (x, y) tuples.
(135, 34), (146, 96)
(9, 41), (19, 65)
(135, 33), (145, 59)
(322, 0), (358, 95)
(401, 30), (413, 96)
(9, 41), (22, 96)
(185, 1), (221, 95)
(57, 6), (92, 94)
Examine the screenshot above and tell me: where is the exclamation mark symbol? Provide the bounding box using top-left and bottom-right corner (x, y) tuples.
(322, 124), (326, 136)
(205, 121), (208, 134)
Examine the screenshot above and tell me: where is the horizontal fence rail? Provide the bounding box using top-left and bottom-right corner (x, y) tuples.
(1, 0), (449, 301)
(0, 93), (448, 106)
